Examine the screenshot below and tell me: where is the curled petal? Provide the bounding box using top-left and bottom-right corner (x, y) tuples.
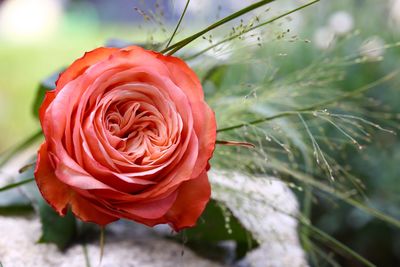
(116, 191), (178, 219)
(69, 194), (119, 226)
(35, 142), (71, 215)
(56, 47), (118, 89)
(165, 171), (211, 231)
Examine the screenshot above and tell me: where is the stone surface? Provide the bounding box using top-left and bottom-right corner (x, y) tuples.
(0, 216), (222, 267)
(210, 171), (309, 267)
(1, 151), (308, 267)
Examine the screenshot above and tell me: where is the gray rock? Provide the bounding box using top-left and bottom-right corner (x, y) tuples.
(209, 171), (309, 267)
(0, 216), (222, 267)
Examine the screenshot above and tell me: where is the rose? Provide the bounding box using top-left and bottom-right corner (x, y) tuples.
(34, 46), (216, 231)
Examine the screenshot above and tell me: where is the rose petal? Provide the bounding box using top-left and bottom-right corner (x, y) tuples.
(36, 46), (216, 230)
(56, 47), (118, 89)
(165, 170), (211, 231)
(39, 91), (56, 125)
(189, 102), (217, 177)
(153, 52), (217, 178)
(35, 142), (71, 215)
(116, 191), (178, 219)
(69, 194), (119, 226)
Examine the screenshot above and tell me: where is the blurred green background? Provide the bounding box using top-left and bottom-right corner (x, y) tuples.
(0, 0), (399, 266)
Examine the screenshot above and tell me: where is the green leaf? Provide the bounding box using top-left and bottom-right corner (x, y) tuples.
(32, 70), (61, 118)
(38, 199), (77, 250)
(0, 204), (34, 215)
(201, 64), (228, 86)
(183, 200), (257, 261)
(201, 64), (229, 99)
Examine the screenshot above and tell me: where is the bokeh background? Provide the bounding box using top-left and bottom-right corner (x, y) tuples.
(0, 0), (399, 266)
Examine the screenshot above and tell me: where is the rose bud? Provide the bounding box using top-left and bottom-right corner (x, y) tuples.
(34, 46), (216, 231)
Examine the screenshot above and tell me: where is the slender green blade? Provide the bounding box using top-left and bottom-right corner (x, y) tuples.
(0, 130), (42, 167)
(99, 227), (105, 266)
(83, 243), (92, 267)
(0, 178), (35, 193)
(186, 0), (320, 60)
(165, 0), (191, 48)
(303, 222), (377, 267)
(161, 0), (277, 55)
(269, 160), (400, 229)
(217, 70), (400, 132)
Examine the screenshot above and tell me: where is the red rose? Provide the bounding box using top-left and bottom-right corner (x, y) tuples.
(34, 46), (216, 231)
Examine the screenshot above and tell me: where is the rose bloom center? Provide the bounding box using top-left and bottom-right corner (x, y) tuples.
(96, 83), (183, 167)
